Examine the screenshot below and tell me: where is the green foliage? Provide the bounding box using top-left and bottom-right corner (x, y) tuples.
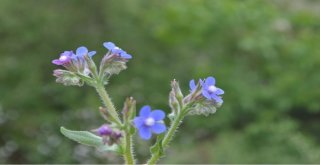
(0, 0), (320, 163)
(60, 127), (117, 152)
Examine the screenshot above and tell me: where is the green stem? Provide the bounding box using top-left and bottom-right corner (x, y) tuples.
(123, 132), (135, 164)
(147, 113), (184, 165)
(95, 83), (122, 126)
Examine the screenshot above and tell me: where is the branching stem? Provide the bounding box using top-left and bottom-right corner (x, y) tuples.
(147, 113), (185, 165)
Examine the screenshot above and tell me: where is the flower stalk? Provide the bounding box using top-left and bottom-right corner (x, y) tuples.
(123, 132), (135, 164)
(147, 110), (185, 165)
(95, 83), (122, 126)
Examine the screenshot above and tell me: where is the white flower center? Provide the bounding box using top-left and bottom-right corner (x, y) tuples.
(208, 85), (217, 93)
(59, 55), (68, 61)
(144, 117), (155, 126)
(114, 46), (121, 50)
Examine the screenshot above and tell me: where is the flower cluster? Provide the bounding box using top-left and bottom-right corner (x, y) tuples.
(133, 106), (166, 140)
(94, 124), (122, 145)
(52, 42), (132, 86)
(186, 76), (224, 116)
(190, 76), (224, 103)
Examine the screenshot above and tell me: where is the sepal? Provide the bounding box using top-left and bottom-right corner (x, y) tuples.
(53, 69), (83, 86)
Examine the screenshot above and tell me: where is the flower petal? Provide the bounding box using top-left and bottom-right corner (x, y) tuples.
(151, 123), (166, 134)
(88, 51), (96, 57)
(76, 46), (88, 56)
(205, 76), (216, 86)
(212, 95), (223, 103)
(133, 117), (144, 128)
(52, 59), (63, 65)
(139, 105), (151, 117)
(121, 52), (132, 59)
(150, 110), (165, 120)
(139, 126), (152, 140)
(103, 42), (115, 50)
(215, 88), (224, 95)
(189, 79), (196, 91)
(202, 89), (211, 99)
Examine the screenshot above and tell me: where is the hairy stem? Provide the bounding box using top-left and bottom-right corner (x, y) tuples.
(123, 132), (135, 165)
(95, 83), (122, 126)
(147, 114), (184, 165)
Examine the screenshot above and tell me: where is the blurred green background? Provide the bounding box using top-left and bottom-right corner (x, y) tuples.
(1, 0), (320, 163)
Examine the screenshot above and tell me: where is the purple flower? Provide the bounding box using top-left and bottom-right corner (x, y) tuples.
(133, 105), (166, 140)
(96, 124), (112, 136)
(103, 42), (132, 59)
(201, 77), (224, 103)
(75, 46), (96, 58)
(52, 51), (74, 65)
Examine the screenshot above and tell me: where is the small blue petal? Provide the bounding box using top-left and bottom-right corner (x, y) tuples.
(205, 77), (216, 86)
(139, 126), (152, 140)
(212, 95), (223, 103)
(103, 42), (115, 50)
(76, 46), (88, 56)
(215, 88), (224, 95)
(189, 79), (196, 91)
(121, 52), (132, 59)
(151, 123), (166, 134)
(139, 105), (151, 117)
(133, 117), (144, 128)
(150, 110), (165, 121)
(88, 51), (96, 57)
(202, 89), (211, 99)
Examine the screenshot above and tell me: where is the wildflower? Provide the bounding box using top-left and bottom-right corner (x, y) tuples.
(52, 51), (74, 65)
(103, 42), (132, 59)
(201, 76), (224, 103)
(133, 105), (166, 140)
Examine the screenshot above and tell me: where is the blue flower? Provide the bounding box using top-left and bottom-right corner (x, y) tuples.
(75, 46), (96, 58)
(201, 77), (224, 103)
(133, 105), (166, 140)
(103, 42), (132, 59)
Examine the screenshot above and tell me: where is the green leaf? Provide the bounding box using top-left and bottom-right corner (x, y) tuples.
(60, 127), (119, 152)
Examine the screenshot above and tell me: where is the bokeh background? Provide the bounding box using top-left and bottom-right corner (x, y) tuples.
(1, 0), (320, 163)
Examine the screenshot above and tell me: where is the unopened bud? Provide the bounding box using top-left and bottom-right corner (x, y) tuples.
(84, 55), (98, 76)
(99, 107), (110, 121)
(171, 79), (184, 100)
(169, 91), (179, 115)
(96, 124), (113, 136)
(100, 54), (127, 79)
(122, 97), (136, 123)
(53, 69), (83, 86)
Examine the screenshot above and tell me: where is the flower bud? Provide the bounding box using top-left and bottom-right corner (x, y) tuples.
(97, 124), (113, 136)
(84, 54), (98, 77)
(99, 107), (110, 121)
(188, 101), (217, 116)
(171, 79), (183, 101)
(122, 97), (136, 122)
(169, 91), (179, 115)
(53, 69), (83, 86)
